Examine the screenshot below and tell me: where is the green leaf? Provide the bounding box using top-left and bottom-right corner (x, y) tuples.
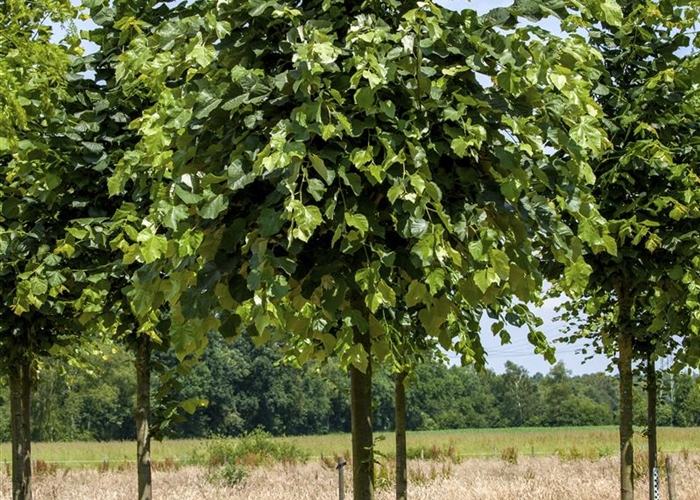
(137, 231), (168, 263)
(405, 281), (430, 308)
(354, 87), (375, 110)
(175, 185), (203, 204)
(376, 280), (397, 308)
(425, 268), (446, 295)
(474, 268), (498, 294)
(258, 208), (284, 237)
(199, 194), (228, 219)
(570, 116), (606, 156)
(418, 295), (452, 335)
(180, 398), (208, 415)
(185, 44), (216, 68)
(289, 200), (323, 242)
(306, 178), (326, 202)
(344, 212), (369, 235)
(596, 0), (623, 26)
(564, 257), (592, 297)
(409, 218), (429, 238)
(30, 278), (48, 297)
(388, 184), (404, 204)
(489, 249), (511, 281)
(161, 202), (189, 230)
(347, 344), (369, 373)
(450, 137), (469, 157)
(309, 154), (335, 185)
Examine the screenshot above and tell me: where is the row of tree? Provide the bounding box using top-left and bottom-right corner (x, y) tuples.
(2, 1), (700, 500)
(3, 335), (699, 443)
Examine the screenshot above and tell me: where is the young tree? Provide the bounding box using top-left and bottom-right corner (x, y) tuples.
(558, 1), (700, 498)
(111, 1), (620, 498)
(0, 2), (112, 498)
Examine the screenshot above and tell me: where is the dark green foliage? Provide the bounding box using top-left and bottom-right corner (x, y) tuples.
(406, 363), (500, 430)
(492, 361), (542, 427)
(160, 335), (337, 437)
(9, 333), (700, 442)
(670, 372), (700, 427)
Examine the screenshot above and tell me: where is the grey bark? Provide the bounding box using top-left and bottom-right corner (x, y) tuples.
(136, 335), (152, 500)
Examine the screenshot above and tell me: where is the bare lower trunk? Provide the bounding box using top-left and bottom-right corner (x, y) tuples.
(619, 331), (634, 500)
(647, 355), (657, 500)
(10, 357), (32, 500)
(350, 329), (374, 500)
(136, 335), (152, 500)
(616, 281), (634, 500)
(395, 370), (407, 500)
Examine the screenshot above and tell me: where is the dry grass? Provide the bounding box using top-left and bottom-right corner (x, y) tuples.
(2, 453), (700, 500)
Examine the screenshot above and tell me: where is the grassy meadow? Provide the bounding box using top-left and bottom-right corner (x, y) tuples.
(1, 426), (698, 468)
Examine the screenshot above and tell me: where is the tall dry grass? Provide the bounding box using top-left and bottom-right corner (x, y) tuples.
(2, 453), (700, 500)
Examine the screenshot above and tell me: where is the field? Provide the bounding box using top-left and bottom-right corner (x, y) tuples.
(1, 455), (700, 500)
(1, 427), (699, 500)
(2, 426), (698, 467)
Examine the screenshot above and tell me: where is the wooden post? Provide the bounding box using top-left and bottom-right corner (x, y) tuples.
(665, 456), (676, 500)
(337, 456), (347, 500)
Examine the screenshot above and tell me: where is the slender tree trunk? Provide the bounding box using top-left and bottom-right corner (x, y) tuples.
(350, 328), (374, 500)
(395, 370), (407, 500)
(10, 356), (32, 500)
(617, 285), (635, 500)
(647, 354), (657, 500)
(136, 335), (152, 500)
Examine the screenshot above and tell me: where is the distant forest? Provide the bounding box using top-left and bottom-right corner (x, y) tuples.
(2, 333), (699, 443)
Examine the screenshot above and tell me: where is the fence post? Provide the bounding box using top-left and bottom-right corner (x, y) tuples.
(337, 456), (347, 500)
(665, 456), (676, 500)
(652, 467), (660, 500)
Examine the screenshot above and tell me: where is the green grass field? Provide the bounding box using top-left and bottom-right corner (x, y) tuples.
(2, 426), (698, 468)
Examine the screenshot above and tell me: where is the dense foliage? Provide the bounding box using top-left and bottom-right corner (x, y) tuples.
(3, 334), (698, 443)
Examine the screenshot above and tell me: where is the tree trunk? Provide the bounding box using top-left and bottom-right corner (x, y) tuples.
(350, 329), (374, 500)
(617, 288), (635, 500)
(136, 335), (152, 500)
(10, 356), (32, 500)
(647, 354), (657, 500)
(395, 370), (407, 500)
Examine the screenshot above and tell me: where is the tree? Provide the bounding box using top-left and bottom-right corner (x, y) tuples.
(111, 1), (621, 498)
(557, 1), (700, 498)
(0, 2), (115, 498)
(75, 1), (223, 497)
(493, 361), (542, 427)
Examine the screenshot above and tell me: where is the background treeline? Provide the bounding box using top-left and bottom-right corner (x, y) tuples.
(1, 333), (698, 443)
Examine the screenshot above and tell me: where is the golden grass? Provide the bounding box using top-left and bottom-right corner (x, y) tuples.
(4, 454), (700, 500)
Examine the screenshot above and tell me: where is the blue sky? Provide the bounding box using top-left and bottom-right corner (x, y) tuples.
(438, 0), (512, 11)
